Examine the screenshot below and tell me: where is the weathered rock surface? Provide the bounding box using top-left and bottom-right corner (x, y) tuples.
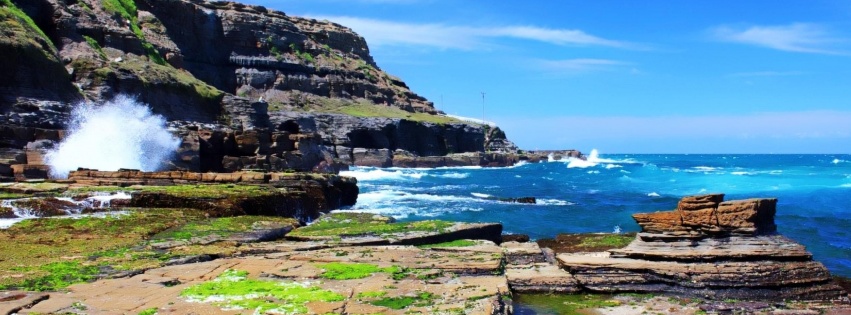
(286, 212), (503, 246)
(558, 194), (848, 301)
(502, 241), (580, 293)
(18, 243), (512, 315)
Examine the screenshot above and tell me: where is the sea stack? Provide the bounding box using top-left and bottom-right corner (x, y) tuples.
(559, 194), (847, 300)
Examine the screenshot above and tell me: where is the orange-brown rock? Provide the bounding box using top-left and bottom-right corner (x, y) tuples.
(559, 194), (848, 301)
(678, 193), (724, 227)
(716, 198), (777, 235)
(632, 210), (684, 234)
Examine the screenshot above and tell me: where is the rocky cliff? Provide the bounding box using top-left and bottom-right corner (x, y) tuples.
(0, 0), (528, 178)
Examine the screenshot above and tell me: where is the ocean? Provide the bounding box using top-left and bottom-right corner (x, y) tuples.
(340, 151), (851, 278)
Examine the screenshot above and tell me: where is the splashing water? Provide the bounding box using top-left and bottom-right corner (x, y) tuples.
(45, 95), (181, 178)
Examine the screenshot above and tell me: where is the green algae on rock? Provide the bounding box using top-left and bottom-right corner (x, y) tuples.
(316, 262), (400, 280)
(180, 269), (344, 314)
(289, 212), (452, 238)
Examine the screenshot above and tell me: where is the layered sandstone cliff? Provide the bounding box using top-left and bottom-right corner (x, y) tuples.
(0, 0), (528, 178)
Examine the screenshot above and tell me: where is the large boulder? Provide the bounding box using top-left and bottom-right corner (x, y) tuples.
(558, 194), (848, 301)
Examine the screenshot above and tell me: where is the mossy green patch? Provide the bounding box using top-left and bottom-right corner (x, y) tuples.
(83, 35), (107, 59)
(578, 234), (634, 249)
(15, 261), (100, 292)
(289, 212), (454, 238)
(138, 184), (276, 199)
(417, 239), (477, 249)
(0, 192), (27, 199)
(181, 269), (344, 314)
(152, 216), (297, 241)
(107, 58), (223, 102)
(513, 293), (621, 315)
(0, 182), (68, 194)
(356, 290), (387, 299)
(0, 208), (206, 290)
(315, 262), (399, 280)
(0, 0), (55, 51)
(370, 292), (434, 310)
(317, 98), (462, 125)
(137, 307), (158, 315)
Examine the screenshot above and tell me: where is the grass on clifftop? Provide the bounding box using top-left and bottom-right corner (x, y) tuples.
(289, 212), (454, 238)
(284, 96), (464, 125)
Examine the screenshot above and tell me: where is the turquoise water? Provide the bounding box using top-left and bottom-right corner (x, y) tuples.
(340, 153), (851, 277)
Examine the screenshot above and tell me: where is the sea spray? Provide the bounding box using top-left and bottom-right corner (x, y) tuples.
(45, 95), (181, 178)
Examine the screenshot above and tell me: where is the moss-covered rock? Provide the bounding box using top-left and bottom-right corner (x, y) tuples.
(128, 184), (331, 220)
(287, 212), (503, 246)
(0, 0), (81, 103)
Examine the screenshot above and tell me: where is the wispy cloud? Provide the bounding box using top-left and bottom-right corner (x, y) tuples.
(536, 58), (631, 74)
(728, 71), (804, 77)
(311, 16), (636, 50)
(711, 23), (846, 55)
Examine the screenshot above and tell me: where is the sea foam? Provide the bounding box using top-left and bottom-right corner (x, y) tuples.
(45, 95), (180, 178)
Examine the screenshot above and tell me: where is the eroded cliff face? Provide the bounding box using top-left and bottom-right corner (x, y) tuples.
(0, 0), (514, 177)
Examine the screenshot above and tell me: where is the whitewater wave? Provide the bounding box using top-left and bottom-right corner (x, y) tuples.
(45, 95), (180, 178)
(1, 193), (131, 228)
(647, 192), (661, 197)
(340, 167), (471, 181)
(538, 198), (575, 206)
(564, 149), (642, 169)
(471, 192), (492, 198)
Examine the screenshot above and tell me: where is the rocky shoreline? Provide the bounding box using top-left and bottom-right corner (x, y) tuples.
(0, 173), (849, 314)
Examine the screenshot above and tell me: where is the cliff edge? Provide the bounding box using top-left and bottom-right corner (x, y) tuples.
(0, 0), (536, 177)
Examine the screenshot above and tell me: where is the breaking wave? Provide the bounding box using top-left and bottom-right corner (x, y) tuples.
(45, 95), (180, 178)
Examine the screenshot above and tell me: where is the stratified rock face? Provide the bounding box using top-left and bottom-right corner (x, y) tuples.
(0, 0), (510, 175)
(559, 194), (847, 301)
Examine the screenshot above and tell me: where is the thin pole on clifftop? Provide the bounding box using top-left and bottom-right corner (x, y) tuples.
(481, 92), (488, 152)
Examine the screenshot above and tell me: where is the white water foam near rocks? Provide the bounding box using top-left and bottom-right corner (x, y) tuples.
(45, 95), (181, 178)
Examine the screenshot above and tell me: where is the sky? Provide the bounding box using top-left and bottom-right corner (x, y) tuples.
(243, 0), (851, 153)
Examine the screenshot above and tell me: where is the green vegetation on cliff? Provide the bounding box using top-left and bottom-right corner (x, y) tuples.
(280, 96), (464, 125)
(0, 0), (54, 51)
(101, 0), (166, 64)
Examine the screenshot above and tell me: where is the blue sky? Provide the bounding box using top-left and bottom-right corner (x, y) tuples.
(245, 0), (851, 153)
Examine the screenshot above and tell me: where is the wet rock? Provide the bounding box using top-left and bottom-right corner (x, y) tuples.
(0, 291), (49, 315)
(501, 234), (530, 243)
(11, 197), (77, 217)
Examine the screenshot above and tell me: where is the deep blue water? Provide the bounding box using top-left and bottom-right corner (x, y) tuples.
(340, 153), (851, 277)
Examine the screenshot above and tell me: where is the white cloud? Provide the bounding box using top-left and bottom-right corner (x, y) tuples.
(311, 16), (635, 50)
(711, 23), (846, 55)
(536, 58), (630, 74)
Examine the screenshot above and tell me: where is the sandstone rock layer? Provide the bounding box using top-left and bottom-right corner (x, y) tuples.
(559, 194), (847, 301)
